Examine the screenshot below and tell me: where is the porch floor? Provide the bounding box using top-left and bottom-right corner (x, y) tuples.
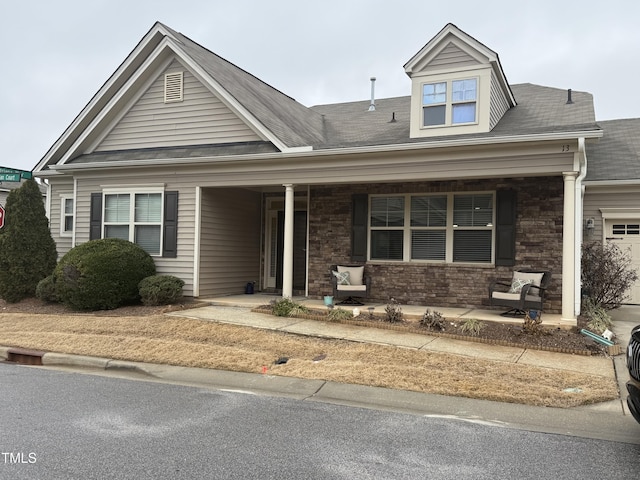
(199, 293), (575, 329)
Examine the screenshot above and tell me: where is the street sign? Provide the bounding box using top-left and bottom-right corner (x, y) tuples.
(0, 205), (5, 229)
(0, 167), (32, 182)
(0, 173), (21, 182)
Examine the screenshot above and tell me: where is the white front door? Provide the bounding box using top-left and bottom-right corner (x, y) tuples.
(607, 221), (640, 304)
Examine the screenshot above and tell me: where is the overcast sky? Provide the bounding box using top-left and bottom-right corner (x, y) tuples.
(1, 0), (639, 172)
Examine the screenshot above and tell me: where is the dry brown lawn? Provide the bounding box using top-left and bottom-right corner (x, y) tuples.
(0, 311), (618, 408)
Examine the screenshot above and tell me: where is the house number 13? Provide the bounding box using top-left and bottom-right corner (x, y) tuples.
(561, 144), (571, 152)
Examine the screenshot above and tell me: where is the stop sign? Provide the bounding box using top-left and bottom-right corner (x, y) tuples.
(0, 205), (4, 228)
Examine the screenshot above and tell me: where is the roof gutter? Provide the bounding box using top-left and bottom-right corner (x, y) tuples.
(574, 137), (587, 316)
(45, 129), (604, 174)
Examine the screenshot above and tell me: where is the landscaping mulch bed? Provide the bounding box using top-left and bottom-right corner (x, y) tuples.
(253, 306), (611, 356)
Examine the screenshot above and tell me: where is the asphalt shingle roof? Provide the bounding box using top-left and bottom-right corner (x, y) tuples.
(585, 119), (640, 182)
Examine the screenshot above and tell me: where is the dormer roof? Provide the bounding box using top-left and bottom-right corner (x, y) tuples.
(403, 23), (515, 107)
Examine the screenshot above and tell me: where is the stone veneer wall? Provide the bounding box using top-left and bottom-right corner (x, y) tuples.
(308, 177), (563, 313)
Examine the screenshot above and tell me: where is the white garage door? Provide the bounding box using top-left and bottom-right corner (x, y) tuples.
(607, 221), (640, 304)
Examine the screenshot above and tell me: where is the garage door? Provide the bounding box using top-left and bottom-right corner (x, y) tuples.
(607, 221), (640, 304)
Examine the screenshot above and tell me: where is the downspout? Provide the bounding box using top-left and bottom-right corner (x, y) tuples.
(574, 137), (587, 316)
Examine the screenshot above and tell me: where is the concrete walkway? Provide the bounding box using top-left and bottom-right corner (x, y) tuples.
(166, 294), (638, 416)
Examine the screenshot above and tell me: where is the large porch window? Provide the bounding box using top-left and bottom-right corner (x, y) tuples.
(369, 192), (494, 263)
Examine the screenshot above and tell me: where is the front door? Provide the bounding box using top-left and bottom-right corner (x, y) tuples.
(606, 220), (640, 304)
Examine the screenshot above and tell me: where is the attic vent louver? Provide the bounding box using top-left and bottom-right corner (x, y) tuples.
(164, 72), (183, 103)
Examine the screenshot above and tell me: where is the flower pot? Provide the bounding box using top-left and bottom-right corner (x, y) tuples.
(323, 296), (333, 306)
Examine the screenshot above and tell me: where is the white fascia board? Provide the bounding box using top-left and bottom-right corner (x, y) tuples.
(50, 128), (604, 173)
(34, 24), (171, 173)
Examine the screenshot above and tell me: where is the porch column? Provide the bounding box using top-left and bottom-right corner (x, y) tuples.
(282, 184), (295, 298)
(562, 172), (578, 322)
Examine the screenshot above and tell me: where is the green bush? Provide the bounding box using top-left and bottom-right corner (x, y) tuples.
(53, 238), (156, 310)
(35, 275), (58, 303)
(0, 179), (57, 302)
(138, 275), (185, 306)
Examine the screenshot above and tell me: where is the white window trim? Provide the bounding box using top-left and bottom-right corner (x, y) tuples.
(421, 76), (479, 129)
(102, 187), (165, 256)
(368, 191), (495, 264)
(60, 195), (74, 238)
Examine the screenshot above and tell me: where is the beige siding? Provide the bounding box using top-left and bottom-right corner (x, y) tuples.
(583, 189), (640, 241)
(48, 178), (75, 257)
(73, 173), (197, 295)
(198, 188), (261, 296)
(423, 42), (480, 72)
(96, 59), (262, 152)
(489, 73), (510, 129)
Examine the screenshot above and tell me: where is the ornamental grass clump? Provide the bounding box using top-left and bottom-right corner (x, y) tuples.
(460, 318), (486, 336)
(327, 307), (353, 322)
(271, 298), (309, 317)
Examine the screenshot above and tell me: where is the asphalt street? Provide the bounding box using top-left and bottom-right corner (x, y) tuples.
(2, 363), (640, 479)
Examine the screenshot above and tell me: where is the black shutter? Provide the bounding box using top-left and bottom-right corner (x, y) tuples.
(89, 193), (102, 241)
(495, 189), (517, 266)
(351, 194), (368, 262)
(162, 191), (178, 258)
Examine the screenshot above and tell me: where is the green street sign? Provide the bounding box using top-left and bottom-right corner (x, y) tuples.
(0, 167), (32, 181)
(0, 173), (21, 182)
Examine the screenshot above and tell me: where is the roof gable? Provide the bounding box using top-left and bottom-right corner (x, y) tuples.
(35, 22), (324, 173)
(93, 58), (263, 152)
(404, 23), (496, 75)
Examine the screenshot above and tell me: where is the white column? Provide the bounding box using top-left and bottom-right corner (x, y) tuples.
(562, 172), (577, 322)
(282, 184), (295, 298)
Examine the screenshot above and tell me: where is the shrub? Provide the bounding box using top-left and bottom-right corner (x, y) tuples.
(385, 298), (403, 323)
(581, 241), (639, 309)
(420, 309), (444, 330)
(138, 275), (185, 306)
(460, 318), (485, 336)
(35, 275), (58, 303)
(0, 179), (57, 302)
(53, 238), (156, 310)
(582, 297), (613, 334)
(327, 307), (353, 322)
(271, 298), (309, 317)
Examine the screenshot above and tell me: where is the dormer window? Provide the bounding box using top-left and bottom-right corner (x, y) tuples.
(422, 78), (477, 128)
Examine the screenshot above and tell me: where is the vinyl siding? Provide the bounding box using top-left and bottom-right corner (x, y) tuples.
(48, 178), (75, 257)
(198, 188), (261, 296)
(422, 42), (480, 72)
(489, 73), (510, 130)
(72, 173), (197, 295)
(583, 189), (640, 241)
(96, 59), (262, 152)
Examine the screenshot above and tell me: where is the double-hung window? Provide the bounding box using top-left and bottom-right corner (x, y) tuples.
(422, 78), (477, 127)
(103, 190), (163, 255)
(369, 192), (494, 263)
(60, 196), (74, 236)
